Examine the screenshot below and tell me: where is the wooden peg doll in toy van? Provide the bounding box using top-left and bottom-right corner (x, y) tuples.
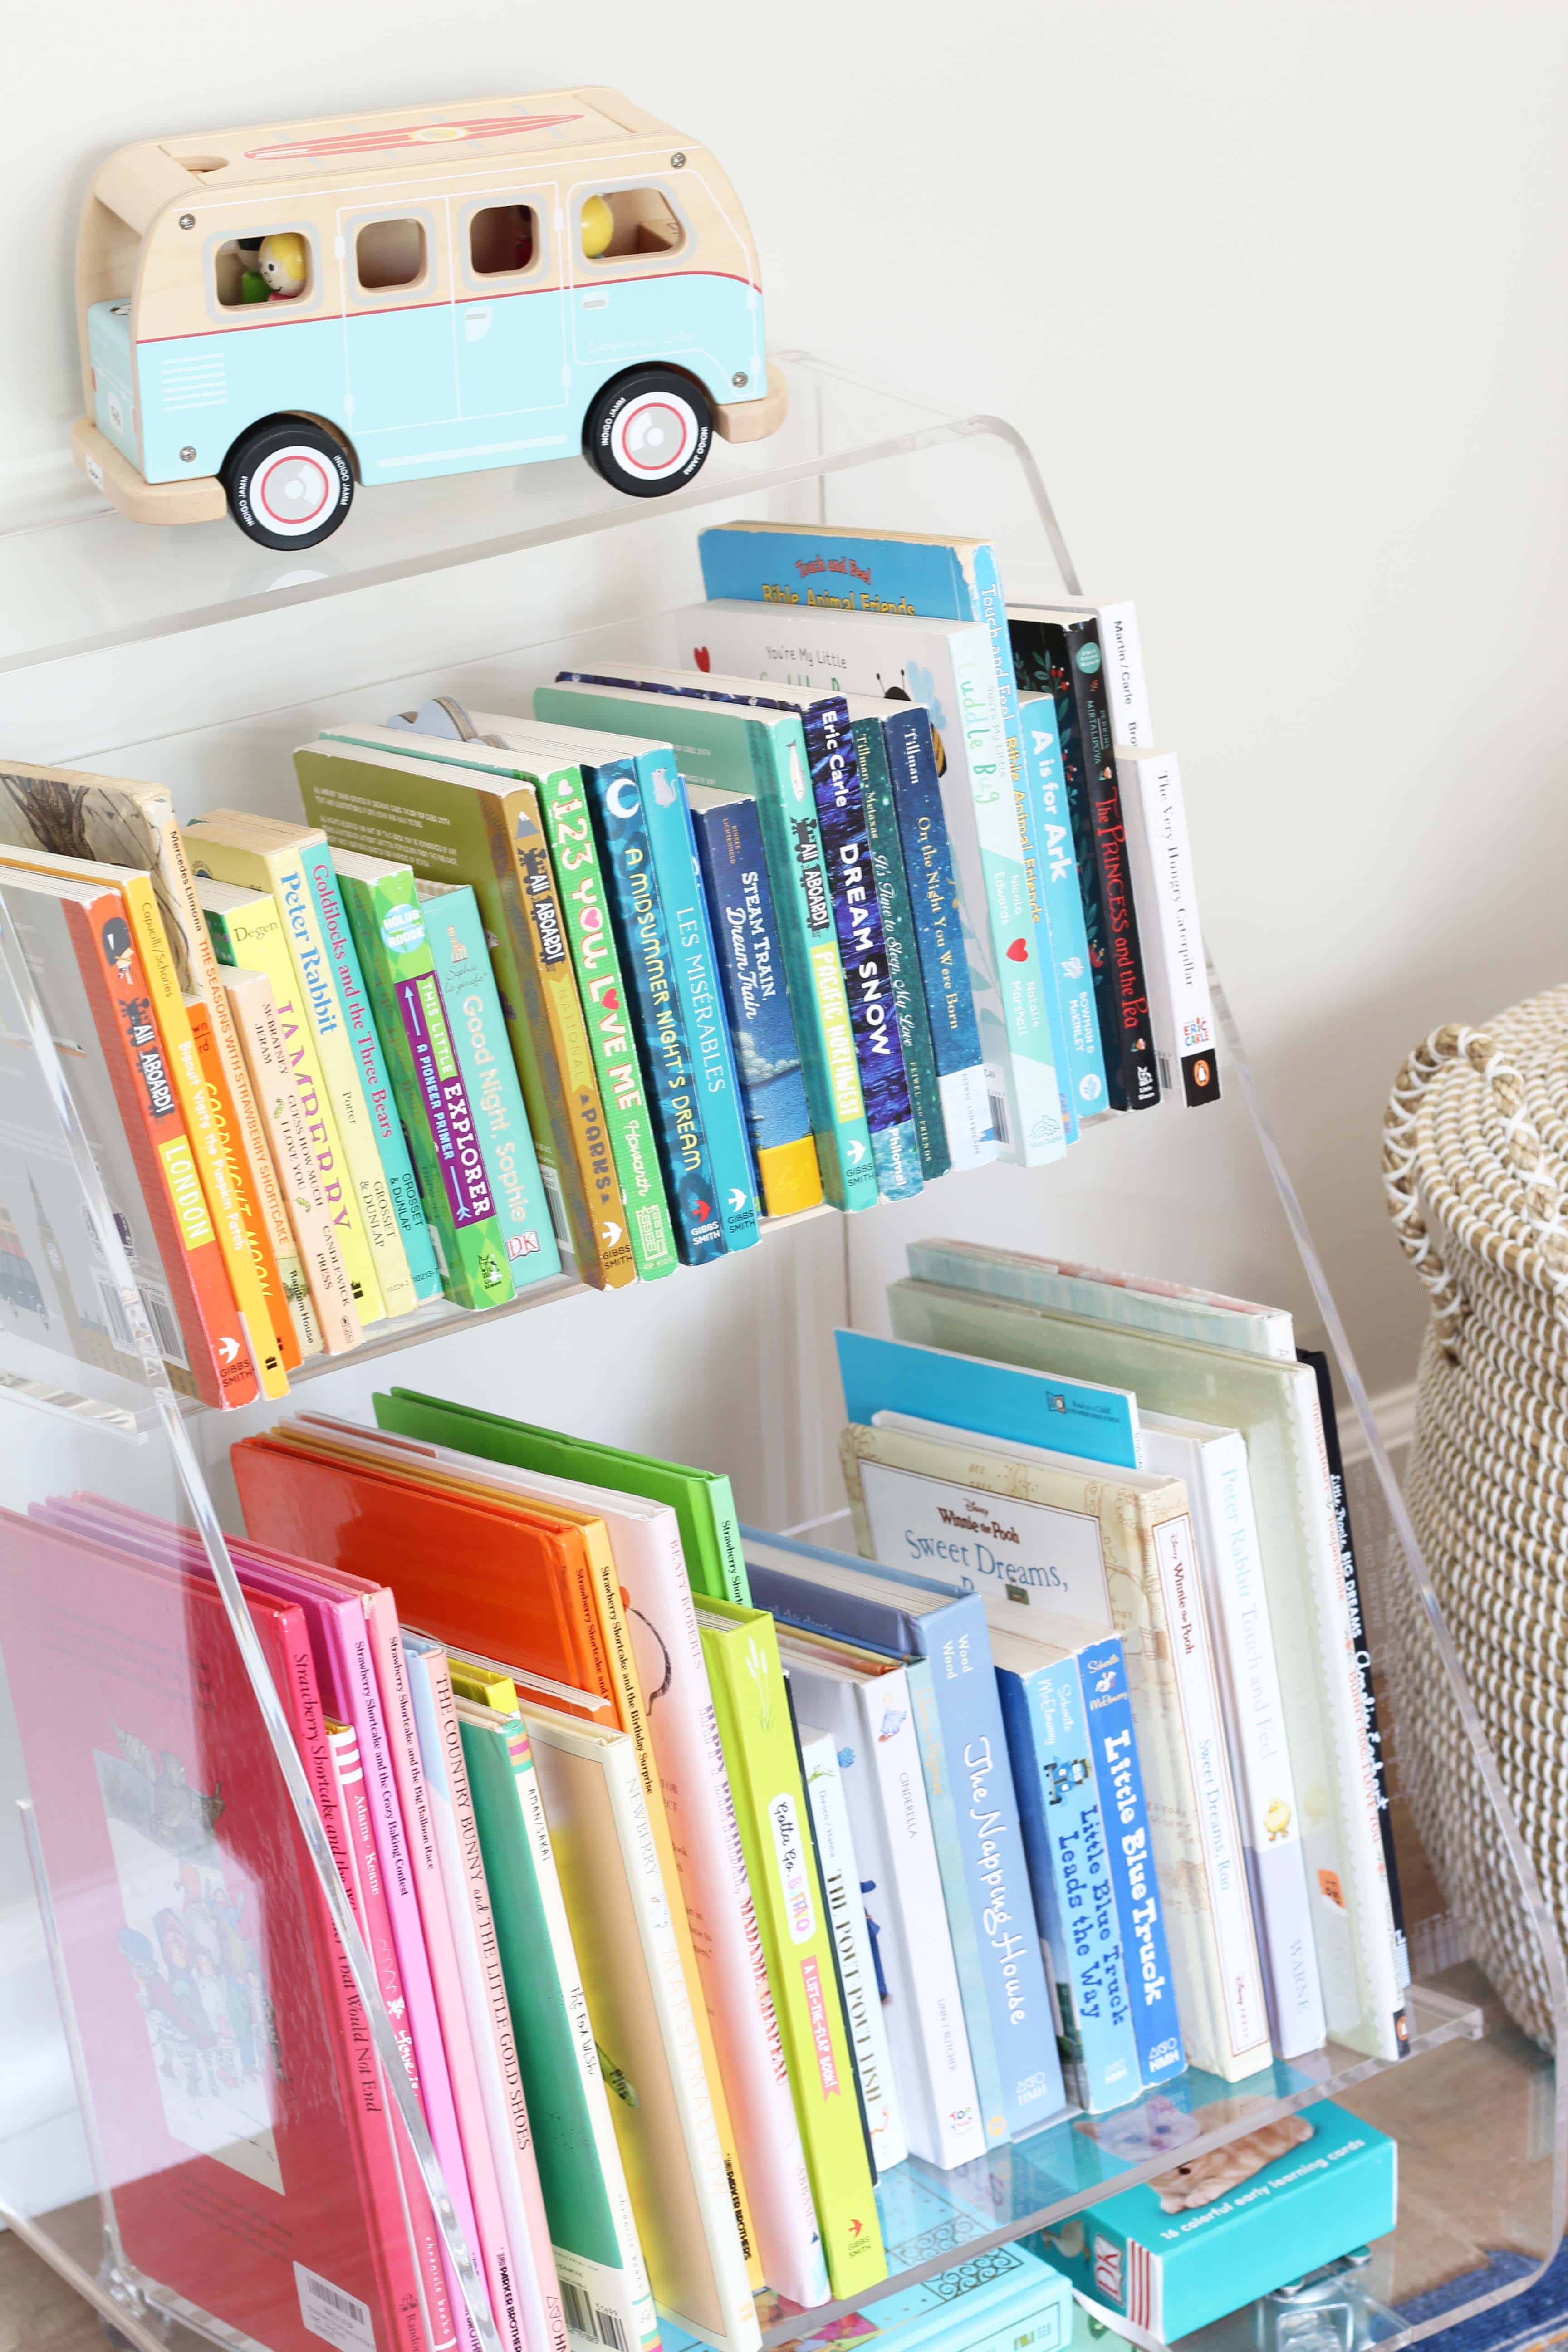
(72, 89), (786, 549)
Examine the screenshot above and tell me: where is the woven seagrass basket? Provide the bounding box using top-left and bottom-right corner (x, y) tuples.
(1382, 989), (1568, 2043)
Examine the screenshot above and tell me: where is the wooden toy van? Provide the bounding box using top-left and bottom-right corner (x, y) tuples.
(72, 90), (786, 549)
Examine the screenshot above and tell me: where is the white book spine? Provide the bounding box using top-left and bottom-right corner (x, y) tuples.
(1197, 1435), (1328, 2059)
(1285, 1371), (1407, 2061)
(1118, 750), (1220, 1107)
(1092, 601), (1152, 747)
(505, 1733), (659, 2352)
(601, 1740), (760, 2352)
(1149, 1510), (1272, 2077)
(798, 1726), (908, 2172)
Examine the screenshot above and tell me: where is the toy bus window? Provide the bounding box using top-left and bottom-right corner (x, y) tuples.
(470, 204), (539, 278)
(214, 232), (314, 308)
(355, 217), (427, 294)
(580, 188), (683, 264)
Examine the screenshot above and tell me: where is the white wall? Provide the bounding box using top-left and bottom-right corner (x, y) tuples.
(8, 0), (1568, 1399)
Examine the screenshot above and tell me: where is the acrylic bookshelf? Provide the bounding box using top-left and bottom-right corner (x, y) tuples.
(0, 356), (1560, 2352)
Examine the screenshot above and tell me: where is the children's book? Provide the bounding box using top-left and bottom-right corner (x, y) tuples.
(0, 1509), (434, 2352)
(686, 784), (823, 1219)
(775, 1632), (985, 2171)
(839, 1412), (1269, 2085)
(414, 878), (564, 1287)
(1017, 695), (1108, 1121)
(299, 731), (634, 1289)
(0, 760), (315, 1359)
(671, 599), (1063, 1170)
(994, 1630), (1143, 2114)
(1140, 1411), (1326, 2060)
(528, 681), (877, 1216)
(695, 1600), (885, 2300)
(1116, 750), (1221, 1109)
(885, 1273), (1408, 2065)
(905, 1237), (1298, 1362)
(1055, 597), (1153, 749)
(333, 851), (515, 1313)
(741, 1527), (1064, 2142)
(1033, 2098), (1396, 2340)
(680, 2222), (1071, 2352)
(794, 1723), (906, 2174)
(0, 868), (253, 1406)
(836, 1326), (1140, 1475)
(520, 1704), (761, 2352)
(376, 1388), (751, 1607)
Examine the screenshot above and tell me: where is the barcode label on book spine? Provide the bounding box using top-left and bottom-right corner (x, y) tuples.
(558, 2277), (632, 2352)
(95, 1274), (188, 1369)
(986, 1090), (1011, 1147)
(294, 2262), (377, 2352)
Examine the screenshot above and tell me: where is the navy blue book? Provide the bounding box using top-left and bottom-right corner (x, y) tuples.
(686, 786), (824, 1221)
(580, 748), (726, 1264)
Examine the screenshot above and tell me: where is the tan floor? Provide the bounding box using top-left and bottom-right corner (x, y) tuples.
(0, 2233), (109, 2352)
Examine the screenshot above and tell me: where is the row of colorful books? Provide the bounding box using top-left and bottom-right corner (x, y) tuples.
(0, 522), (1218, 1411)
(3, 1243), (1401, 2352)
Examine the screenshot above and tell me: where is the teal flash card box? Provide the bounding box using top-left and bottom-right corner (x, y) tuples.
(1030, 2099), (1396, 2339)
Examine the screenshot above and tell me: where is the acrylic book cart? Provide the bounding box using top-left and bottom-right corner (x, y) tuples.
(0, 355), (1560, 2352)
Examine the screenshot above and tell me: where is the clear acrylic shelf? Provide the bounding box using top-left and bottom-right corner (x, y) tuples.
(0, 357), (1560, 2352)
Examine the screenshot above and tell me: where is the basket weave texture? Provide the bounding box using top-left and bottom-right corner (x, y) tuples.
(1383, 992), (1568, 2043)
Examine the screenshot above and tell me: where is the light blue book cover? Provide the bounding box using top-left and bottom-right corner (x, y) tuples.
(1019, 692), (1108, 1119)
(741, 1530), (1065, 2140)
(710, 2222), (1069, 2352)
(535, 689), (760, 1252)
(415, 880), (563, 1288)
(998, 1656), (1142, 2115)
(299, 838), (442, 1300)
(1075, 1635), (1185, 2090)
(835, 1327), (1141, 1471)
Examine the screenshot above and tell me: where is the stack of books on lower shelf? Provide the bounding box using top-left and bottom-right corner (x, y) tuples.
(1, 1239), (1403, 2352)
(0, 523), (1220, 1406)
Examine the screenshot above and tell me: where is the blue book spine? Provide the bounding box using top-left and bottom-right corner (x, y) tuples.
(688, 796), (819, 1216)
(418, 883), (564, 1289)
(584, 756), (725, 1265)
(998, 1661), (1141, 2115)
(1077, 1636), (1186, 2089)
(878, 702), (994, 1171)
(904, 1656), (1009, 2145)
(1019, 693), (1108, 1120)
(299, 839), (442, 1300)
(797, 698), (921, 1202)
(917, 1592), (1065, 2136)
(623, 745), (758, 1253)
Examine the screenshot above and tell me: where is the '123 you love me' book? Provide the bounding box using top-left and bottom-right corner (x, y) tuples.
(0, 1505), (426, 2352)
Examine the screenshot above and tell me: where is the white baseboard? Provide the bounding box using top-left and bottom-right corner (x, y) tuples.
(1338, 1378), (1417, 1469)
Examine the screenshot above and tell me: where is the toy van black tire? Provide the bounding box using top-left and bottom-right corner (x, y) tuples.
(584, 370), (712, 498)
(223, 419), (354, 549)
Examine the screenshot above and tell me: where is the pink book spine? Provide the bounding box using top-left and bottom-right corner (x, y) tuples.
(367, 1595), (546, 2352)
(337, 1597), (493, 2352)
(330, 1723), (460, 2352)
(421, 1647), (567, 2352)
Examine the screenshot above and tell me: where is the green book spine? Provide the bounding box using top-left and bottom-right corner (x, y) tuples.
(415, 881), (564, 1290)
(372, 1385), (750, 1605)
(460, 1709), (661, 2352)
(697, 1602), (886, 2303)
(851, 720), (950, 1183)
(536, 761), (677, 1282)
(335, 864), (513, 1311)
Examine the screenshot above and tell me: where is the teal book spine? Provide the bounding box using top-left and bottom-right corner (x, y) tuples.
(852, 715), (949, 1181)
(299, 840), (443, 1301)
(337, 863), (514, 1312)
(1019, 693), (1107, 1122)
(415, 882), (563, 1290)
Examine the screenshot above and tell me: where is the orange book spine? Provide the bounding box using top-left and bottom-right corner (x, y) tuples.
(64, 889), (256, 1408)
(186, 994), (301, 1372)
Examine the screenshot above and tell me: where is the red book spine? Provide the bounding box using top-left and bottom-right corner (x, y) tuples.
(330, 1722), (461, 2352)
(63, 887), (255, 1407)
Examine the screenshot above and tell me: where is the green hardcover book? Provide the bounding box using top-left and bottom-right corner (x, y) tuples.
(332, 850), (513, 1312)
(457, 1701), (661, 2352)
(532, 759), (676, 1282)
(695, 1599), (886, 2303)
(374, 1385), (750, 1606)
(414, 879), (564, 1291)
(533, 683), (878, 1216)
(295, 733), (635, 1291)
(846, 712), (949, 1183)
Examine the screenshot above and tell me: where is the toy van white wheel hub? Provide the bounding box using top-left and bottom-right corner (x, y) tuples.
(612, 394), (696, 480)
(252, 448), (339, 534)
